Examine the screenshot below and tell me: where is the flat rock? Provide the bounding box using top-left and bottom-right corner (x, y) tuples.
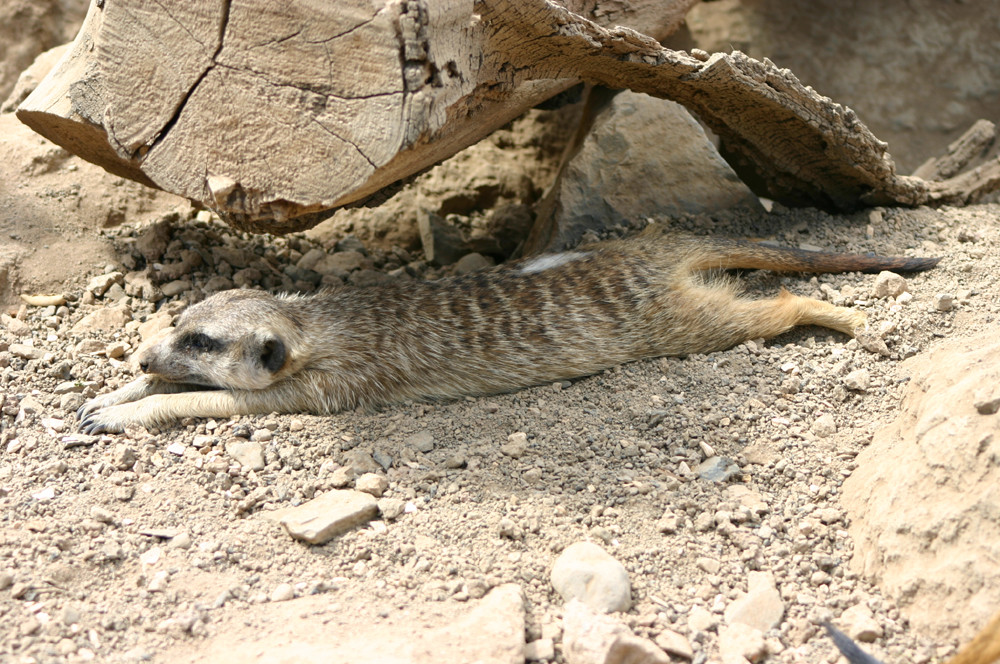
(563, 600), (669, 664)
(531, 89), (761, 252)
(551, 541), (631, 613)
(654, 629), (693, 659)
(277, 490), (378, 545)
(71, 305), (132, 336)
(225, 441), (265, 472)
(724, 571), (785, 632)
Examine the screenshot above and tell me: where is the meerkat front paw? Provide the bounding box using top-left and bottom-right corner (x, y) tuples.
(78, 400), (161, 435)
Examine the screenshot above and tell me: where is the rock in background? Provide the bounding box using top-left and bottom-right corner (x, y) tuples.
(526, 88), (762, 254)
(842, 332), (1000, 642)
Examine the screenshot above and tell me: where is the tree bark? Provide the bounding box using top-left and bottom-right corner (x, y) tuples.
(17, 0), (1000, 235)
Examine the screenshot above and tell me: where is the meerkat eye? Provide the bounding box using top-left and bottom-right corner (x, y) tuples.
(181, 332), (217, 352)
(259, 337), (286, 373)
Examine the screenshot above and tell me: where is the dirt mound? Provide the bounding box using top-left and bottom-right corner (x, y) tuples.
(843, 335), (1000, 642)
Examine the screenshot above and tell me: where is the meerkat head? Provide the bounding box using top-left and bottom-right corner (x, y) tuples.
(137, 290), (306, 390)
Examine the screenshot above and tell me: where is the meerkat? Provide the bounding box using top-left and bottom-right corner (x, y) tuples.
(77, 227), (938, 434)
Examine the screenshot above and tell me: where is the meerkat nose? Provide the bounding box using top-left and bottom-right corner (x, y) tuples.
(139, 358), (150, 373)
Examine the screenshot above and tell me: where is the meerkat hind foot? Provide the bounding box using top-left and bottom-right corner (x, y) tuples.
(775, 289), (867, 337)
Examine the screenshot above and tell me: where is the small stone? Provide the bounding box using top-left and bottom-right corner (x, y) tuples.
(524, 638), (555, 661)
(696, 557), (721, 574)
(278, 490), (378, 545)
(9, 343), (44, 360)
(871, 271), (908, 299)
(86, 272), (122, 297)
(159, 279), (192, 297)
(166, 442), (186, 456)
(695, 456), (740, 482)
(840, 603), (883, 643)
(843, 369), (871, 392)
(719, 622), (767, 664)
(0, 572), (13, 590)
(112, 444), (137, 471)
(724, 571), (785, 633)
(355, 472), (388, 497)
(655, 629), (694, 659)
(974, 388), (1000, 415)
(563, 600), (669, 664)
(105, 341), (129, 359)
(137, 313), (174, 341)
(454, 252), (494, 275)
(550, 541), (631, 613)
(289, 418), (304, 432)
(226, 441), (265, 471)
(657, 511), (679, 534)
(169, 532), (193, 549)
(270, 583), (295, 602)
(810, 414), (837, 438)
(498, 517), (524, 540)
(934, 293), (955, 311)
(330, 465), (356, 488)
(501, 432), (529, 458)
(405, 429), (435, 453)
(688, 606), (717, 632)
(855, 329), (890, 356)
(90, 506), (115, 524)
(377, 497), (405, 520)
(148, 571), (169, 592)
(250, 428), (272, 442)
(815, 507), (842, 524)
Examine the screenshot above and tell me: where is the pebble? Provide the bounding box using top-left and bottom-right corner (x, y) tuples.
(725, 571), (785, 632)
(278, 490), (378, 544)
(843, 369), (871, 391)
(405, 429), (435, 453)
(871, 271), (908, 299)
(1, 314), (31, 336)
(169, 531), (193, 549)
(696, 557), (721, 574)
(655, 629), (694, 660)
(9, 343), (44, 360)
(270, 583), (295, 602)
(355, 472), (388, 497)
(695, 456), (740, 482)
(550, 541), (631, 613)
(840, 603), (883, 642)
(563, 600), (669, 664)
(810, 413), (837, 438)
(0, 572), (12, 591)
(250, 428), (273, 442)
(934, 293), (955, 311)
(688, 605), (717, 632)
(377, 497), (405, 520)
(974, 387), (1000, 415)
(454, 252), (494, 275)
(719, 622), (767, 664)
(289, 418), (304, 432)
(854, 329), (890, 356)
(226, 441), (265, 471)
(524, 638), (555, 661)
(501, 432), (529, 458)
(166, 442), (186, 456)
(330, 465), (356, 488)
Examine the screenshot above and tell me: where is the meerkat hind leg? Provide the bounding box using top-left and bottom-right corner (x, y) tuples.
(738, 288), (866, 339)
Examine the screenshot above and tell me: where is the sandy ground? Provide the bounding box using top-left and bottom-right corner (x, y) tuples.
(2, 137), (999, 664)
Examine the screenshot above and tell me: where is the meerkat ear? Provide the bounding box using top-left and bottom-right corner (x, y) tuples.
(259, 336), (286, 373)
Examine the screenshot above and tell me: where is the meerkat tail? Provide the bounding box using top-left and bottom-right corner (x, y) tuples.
(943, 610), (1000, 664)
(684, 236), (940, 274)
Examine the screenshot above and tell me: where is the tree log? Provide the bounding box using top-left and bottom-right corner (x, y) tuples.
(17, 0), (1000, 235)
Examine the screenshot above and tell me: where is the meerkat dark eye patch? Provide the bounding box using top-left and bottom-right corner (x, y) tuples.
(259, 337), (286, 373)
(180, 332), (219, 353)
